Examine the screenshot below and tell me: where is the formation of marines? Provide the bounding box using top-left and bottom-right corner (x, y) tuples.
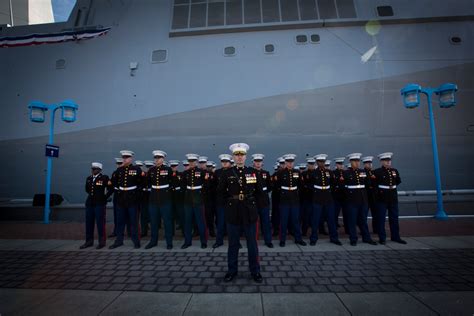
(82, 143), (407, 282)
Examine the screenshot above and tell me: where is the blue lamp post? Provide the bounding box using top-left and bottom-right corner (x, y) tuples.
(400, 83), (458, 220)
(28, 100), (79, 224)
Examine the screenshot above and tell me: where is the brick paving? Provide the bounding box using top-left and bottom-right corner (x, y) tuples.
(1, 248), (473, 293)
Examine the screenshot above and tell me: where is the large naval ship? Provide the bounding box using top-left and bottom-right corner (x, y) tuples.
(0, 0), (473, 203)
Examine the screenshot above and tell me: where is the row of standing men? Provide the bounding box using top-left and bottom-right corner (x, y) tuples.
(82, 149), (406, 251)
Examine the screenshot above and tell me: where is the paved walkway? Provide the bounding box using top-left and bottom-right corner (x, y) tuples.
(1, 236), (473, 315)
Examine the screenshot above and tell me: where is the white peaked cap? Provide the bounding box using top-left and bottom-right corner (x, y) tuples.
(219, 154), (232, 162)
(347, 153), (362, 161)
(144, 160), (154, 167)
(334, 157), (345, 164)
(152, 150), (167, 158)
(135, 160), (144, 166)
(314, 154), (328, 161)
(169, 160), (180, 166)
(229, 143), (250, 154)
(91, 162), (103, 169)
(362, 156), (374, 163)
(252, 153), (265, 161)
(114, 157), (123, 163)
(186, 153), (199, 161)
(120, 150), (134, 157)
(378, 152), (394, 160)
(198, 156), (208, 163)
(283, 154), (296, 161)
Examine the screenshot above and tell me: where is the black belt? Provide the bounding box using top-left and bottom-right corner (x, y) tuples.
(230, 194), (254, 201)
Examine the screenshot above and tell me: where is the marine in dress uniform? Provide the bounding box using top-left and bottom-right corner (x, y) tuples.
(145, 150), (176, 249)
(181, 154), (210, 249)
(140, 160), (153, 237)
(362, 156), (378, 234)
(81, 162), (113, 249)
(109, 150), (144, 249)
(213, 154), (232, 248)
(218, 143), (263, 283)
(273, 154), (307, 247)
(109, 157), (123, 238)
(300, 157), (316, 237)
(271, 157), (285, 237)
(373, 152), (407, 244)
(332, 157), (347, 232)
(252, 154), (274, 248)
(305, 155), (342, 246)
(169, 160), (183, 234)
(343, 153), (377, 246)
(205, 160), (217, 238)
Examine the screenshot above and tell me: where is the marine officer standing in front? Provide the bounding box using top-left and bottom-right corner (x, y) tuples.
(109, 150), (144, 249)
(218, 143), (263, 283)
(81, 162), (112, 249)
(373, 152), (407, 245)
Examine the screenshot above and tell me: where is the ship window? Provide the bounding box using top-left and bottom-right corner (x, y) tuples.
(299, 0), (318, 20)
(318, 0), (337, 19)
(280, 0), (299, 22)
(310, 34), (320, 43)
(56, 59), (66, 69)
(336, 0), (356, 18)
(224, 46), (236, 56)
(296, 34), (308, 44)
(172, 5), (189, 29)
(226, 0), (243, 25)
(151, 50), (168, 63)
(262, 0), (280, 23)
(264, 44), (275, 53)
(244, 0), (262, 24)
(175, 0), (190, 3)
(190, 3), (207, 27)
(377, 5), (393, 17)
(208, 0), (225, 26)
(449, 36), (462, 45)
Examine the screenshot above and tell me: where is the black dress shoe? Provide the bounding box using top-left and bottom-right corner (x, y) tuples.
(96, 244), (105, 250)
(109, 242), (123, 249)
(167, 245), (173, 250)
(79, 242), (93, 249)
(331, 240), (343, 246)
(364, 240), (377, 245)
(265, 243), (274, 248)
(392, 239), (407, 244)
(296, 240), (307, 246)
(224, 272), (237, 282)
(310, 241), (317, 246)
(379, 240), (386, 245)
(350, 241), (357, 246)
(279, 241), (285, 247)
(145, 243), (156, 249)
(252, 272), (263, 283)
(201, 243), (207, 249)
(181, 244), (191, 249)
(212, 242), (223, 249)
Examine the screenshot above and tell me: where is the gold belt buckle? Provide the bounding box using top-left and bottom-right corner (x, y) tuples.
(238, 194), (244, 201)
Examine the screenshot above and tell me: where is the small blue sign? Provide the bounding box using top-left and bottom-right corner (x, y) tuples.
(45, 144), (59, 158)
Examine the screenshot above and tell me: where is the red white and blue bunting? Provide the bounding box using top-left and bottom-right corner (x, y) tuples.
(0, 27), (111, 48)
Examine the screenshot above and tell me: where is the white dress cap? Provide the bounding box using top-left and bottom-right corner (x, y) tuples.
(362, 156), (374, 163)
(91, 162), (103, 169)
(219, 154), (232, 162)
(144, 160), (154, 167)
(169, 160), (180, 166)
(120, 150), (134, 157)
(152, 150), (167, 158)
(325, 160), (331, 166)
(283, 154), (296, 161)
(229, 143), (250, 154)
(198, 156), (208, 163)
(314, 154), (328, 161)
(378, 152), (394, 160)
(114, 157), (123, 163)
(252, 153), (265, 161)
(186, 153), (199, 161)
(306, 157), (316, 164)
(135, 160), (144, 166)
(347, 153), (362, 161)
(334, 157), (345, 164)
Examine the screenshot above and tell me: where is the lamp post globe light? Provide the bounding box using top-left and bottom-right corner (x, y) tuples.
(27, 100), (79, 224)
(400, 83), (458, 220)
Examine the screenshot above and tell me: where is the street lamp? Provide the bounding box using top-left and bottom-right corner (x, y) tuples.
(28, 100), (79, 224)
(400, 83), (458, 220)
